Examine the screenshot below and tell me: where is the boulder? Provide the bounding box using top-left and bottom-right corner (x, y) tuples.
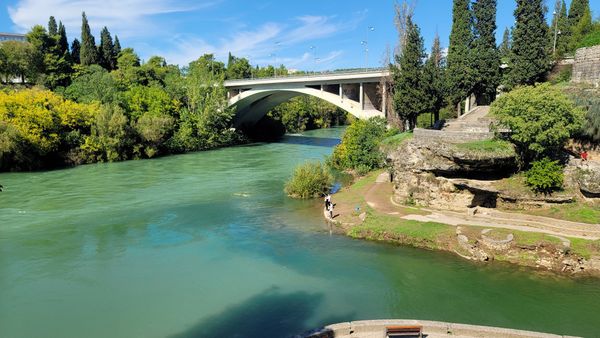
(577, 165), (600, 198)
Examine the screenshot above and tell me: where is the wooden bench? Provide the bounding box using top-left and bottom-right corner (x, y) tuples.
(386, 325), (423, 338)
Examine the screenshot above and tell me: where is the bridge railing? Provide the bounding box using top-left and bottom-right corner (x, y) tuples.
(224, 67), (388, 85)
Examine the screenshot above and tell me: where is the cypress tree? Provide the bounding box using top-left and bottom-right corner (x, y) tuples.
(80, 12), (99, 66)
(508, 0), (550, 87)
(568, 0), (589, 27)
(570, 6), (593, 50)
(446, 0), (474, 114)
(423, 33), (445, 123)
(499, 27), (511, 59)
(472, 0), (500, 104)
(392, 15), (427, 130)
(48, 16), (58, 36)
(57, 21), (69, 57)
(71, 38), (81, 64)
(113, 35), (122, 64)
(99, 27), (114, 70)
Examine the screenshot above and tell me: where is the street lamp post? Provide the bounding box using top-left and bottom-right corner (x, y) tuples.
(309, 45), (316, 73)
(361, 26), (375, 71)
(552, 10), (560, 56)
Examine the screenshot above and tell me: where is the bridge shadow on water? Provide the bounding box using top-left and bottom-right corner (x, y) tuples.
(277, 135), (341, 148)
(168, 287), (353, 338)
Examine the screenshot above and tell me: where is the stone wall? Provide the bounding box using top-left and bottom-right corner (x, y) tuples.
(572, 45), (600, 86)
(413, 128), (493, 143)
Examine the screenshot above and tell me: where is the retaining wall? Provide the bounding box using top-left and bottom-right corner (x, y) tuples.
(572, 45), (600, 86)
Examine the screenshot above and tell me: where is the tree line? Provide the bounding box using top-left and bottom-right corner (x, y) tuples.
(390, 0), (598, 130)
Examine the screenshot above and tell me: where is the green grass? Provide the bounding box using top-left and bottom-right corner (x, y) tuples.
(347, 208), (453, 248)
(569, 238), (600, 259)
(453, 139), (515, 156)
(380, 132), (413, 150)
(529, 203), (600, 224)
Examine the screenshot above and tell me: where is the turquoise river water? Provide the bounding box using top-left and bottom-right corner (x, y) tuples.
(1, 128), (600, 338)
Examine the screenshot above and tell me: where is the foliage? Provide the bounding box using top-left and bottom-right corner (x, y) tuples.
(63, 65), (122, 105)
(471, 0), (500, 104)
(134, 112), (174, 158)
(422, 34), (445, 122)
(446, 0), (474, 112)
(284, 161), (333, 199)
(0, 88), (97, 169)
(569, 7), (594, 51)
(99, 27), (116, 70)
(392, 15), (427, 130)
(80, 105), (130, 163)
(329, 117), (387, 171)
(525, 158), (564, 194)
(0, 41), (37, 83)
(491, 83), (584, 162)
(569, 88), (600, 143)
(507, 0), (550, 88)
(267, 96), (347, 133)
(80, 12), (99, 66)
(499, 27), (511, 60)
(577, 24), (600, 48)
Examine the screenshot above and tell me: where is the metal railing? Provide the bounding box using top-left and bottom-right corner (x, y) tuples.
(224, 67), (388, 85)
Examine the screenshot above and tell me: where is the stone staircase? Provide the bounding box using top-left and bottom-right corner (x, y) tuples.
(443, 106), (492, 133)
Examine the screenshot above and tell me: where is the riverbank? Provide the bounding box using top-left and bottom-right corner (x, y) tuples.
(326, 170), (600, 277)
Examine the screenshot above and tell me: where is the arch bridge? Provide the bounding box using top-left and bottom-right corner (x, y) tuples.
(224, 69), (390, 128)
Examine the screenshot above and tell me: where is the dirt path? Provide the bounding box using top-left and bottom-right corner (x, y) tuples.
(361, 173), (600, 240)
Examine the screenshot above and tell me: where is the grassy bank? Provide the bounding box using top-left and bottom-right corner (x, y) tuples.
(329, 171), (600, 276)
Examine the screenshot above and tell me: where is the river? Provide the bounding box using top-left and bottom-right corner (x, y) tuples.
(1, 128), (599, 338)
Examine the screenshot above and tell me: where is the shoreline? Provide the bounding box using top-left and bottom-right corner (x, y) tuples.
(323, 171), (600, 278)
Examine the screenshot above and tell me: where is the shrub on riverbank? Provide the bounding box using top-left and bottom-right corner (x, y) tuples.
(525, 158), (564, 194)
(285, 161), (333, 199)
(329, 117), (389, 171)
(491, 84), (585, 163)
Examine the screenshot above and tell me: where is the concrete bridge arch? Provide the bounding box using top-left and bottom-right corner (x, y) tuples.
(224, 70), (389, 128)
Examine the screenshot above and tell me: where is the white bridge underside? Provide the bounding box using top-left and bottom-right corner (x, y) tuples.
(224, 70), (388, 128)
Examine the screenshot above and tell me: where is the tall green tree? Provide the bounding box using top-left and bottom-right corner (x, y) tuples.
(570, 6), (593, 51)
(472, 0), (500, 104)
(499, 27), (511, 59)
(25, 25), (49, 81)
(0, 41), (37, 82)
(226, 56), (252, 79)
(507, 0), (550, 87)
(57, 22), (70, 57)
(80, 12), (99, 66)
(48, 16), (58, 36)
(71, 38), (81, 64)
(567, 0), (590, 28)
(392, 15), (427, 130)
(422, 34), (445, 123)
(113, 35), (122, 63)
(99, 27), (115, 70)
(446, 0), (474, 114)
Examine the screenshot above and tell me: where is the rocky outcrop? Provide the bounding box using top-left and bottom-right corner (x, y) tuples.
(387, 139), (517, 209)
(577, 164), (600, 198)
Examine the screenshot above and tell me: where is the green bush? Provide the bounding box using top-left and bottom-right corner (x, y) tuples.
(525, 158), (564, 194)
(577, 26), (600, 49)
(570, 89), (600, 143)
(329, 117), (387, 171)
(491, 83), (585, 162)
(285, 161), (333, 199)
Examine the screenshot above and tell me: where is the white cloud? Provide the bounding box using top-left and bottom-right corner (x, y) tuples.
(160, 15), (349, 67)
(8, 0), (217, 38)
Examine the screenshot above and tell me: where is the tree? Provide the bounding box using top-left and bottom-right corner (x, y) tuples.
(80, 12), (99, 66)
(569, 7), (593, 51)
(499, 27), (511, 60)
(422, 34), (445, 123)
(392, 15), (427, 130)
(329, 117), (387, 171)
(113, 35), (122, 65)
(0, 41), (37, 82)
(491, 83), (584, 163)
(472, 0), (500, 104)
(507, 0), (550, 87)
(567, 0), (590, 29)
(57, 22), (70, 58)
(446, 0), (474, 114)
(226, 56), (252, 79)
(99, 27), (115, 70)
(48, 16), (58, 36)
(71, 39), (81, 64)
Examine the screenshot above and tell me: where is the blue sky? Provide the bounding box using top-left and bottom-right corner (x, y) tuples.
(1, 0), (598, 70)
